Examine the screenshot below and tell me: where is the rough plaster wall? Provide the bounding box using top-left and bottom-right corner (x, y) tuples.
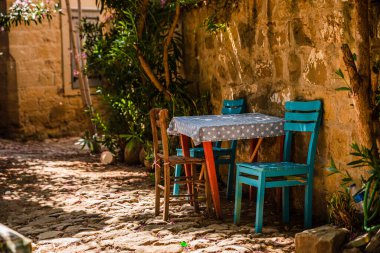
(6, 0), (88, 138)
(182, 0), (366, 219)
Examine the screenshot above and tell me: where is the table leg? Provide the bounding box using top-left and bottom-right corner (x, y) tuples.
(180, 135), (193, 200)
(249, 138), (262, 201)
(203, 141), (222, 219)
(276, 135), (285, 210)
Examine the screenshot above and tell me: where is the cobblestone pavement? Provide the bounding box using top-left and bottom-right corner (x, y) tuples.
(0, 138), (298, 253)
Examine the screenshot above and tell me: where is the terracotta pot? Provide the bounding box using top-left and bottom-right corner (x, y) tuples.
(124, 138), (143, 165)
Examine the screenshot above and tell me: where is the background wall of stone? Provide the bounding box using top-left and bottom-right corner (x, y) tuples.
(0, 0), (91, 138)
(182, 0), (376, 219)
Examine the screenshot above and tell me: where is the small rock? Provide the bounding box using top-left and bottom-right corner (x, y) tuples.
(29, 216), (57, 226)
(135, 245), (183, 253)
(261, 226), (279, 234)
(343, 248), (363, 253)
(202, 245), (223, 252)
(295, 225), (349, 253)
(156, 229), (171, 237)
(64, 225), (85, 234)
(100, 151), (114, 164)
(204, 233), (226, 240)
(38, 231), (63, 240)
(346, 233), (371, 248)
(38, 237), (80, 245)
(104, 217), (120, 225)
(224, 245), (251, 253)
(365, 229), (380, 253)
(189, 239), (209, 249)
(206, 224), (228, 230)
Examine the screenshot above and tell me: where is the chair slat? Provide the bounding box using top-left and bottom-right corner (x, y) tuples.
(222, 107), (244, 114)
(265, 179), (307, 188)
(223, 99), (245, 107)
(285, 100), (322, 111)
(285, 112), (319, 122)
(284, 122), (316, 132)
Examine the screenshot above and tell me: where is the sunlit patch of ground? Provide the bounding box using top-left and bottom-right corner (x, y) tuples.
(0, 138), (297, 253)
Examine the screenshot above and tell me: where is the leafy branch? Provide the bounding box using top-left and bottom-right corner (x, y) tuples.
(326, 143), (380, 232)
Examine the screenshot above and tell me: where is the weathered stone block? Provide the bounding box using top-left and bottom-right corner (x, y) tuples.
(345, 233), (371, 248)
(295, 225), (349, 253)
(365, 229), (380, 253)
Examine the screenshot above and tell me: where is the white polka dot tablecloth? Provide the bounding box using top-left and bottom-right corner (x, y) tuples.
(167, 113), (285, 145)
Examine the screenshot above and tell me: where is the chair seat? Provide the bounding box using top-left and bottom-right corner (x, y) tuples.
(176, 147), (233, 157)
(157, 153), (204, 164)
(237, 162), (309, 177)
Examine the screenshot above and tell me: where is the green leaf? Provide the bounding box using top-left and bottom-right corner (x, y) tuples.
(353, 53), (357, 61)
(347, 159), (364, 166)
(351, 143), (361, 153)
(326, 158), (340, 176)
(335, 87), (351, 91)
(335, 68), (345, 79)
(326, 166), (339, 174)
(180, 241), (188, 247)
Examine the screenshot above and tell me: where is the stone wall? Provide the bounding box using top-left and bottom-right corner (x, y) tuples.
(0, 0), (92, 138)
(182, 0), (377, 219)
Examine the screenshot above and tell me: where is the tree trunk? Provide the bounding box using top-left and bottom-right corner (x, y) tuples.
(342, 45), (374, 149)
(341, 0), (378, 151)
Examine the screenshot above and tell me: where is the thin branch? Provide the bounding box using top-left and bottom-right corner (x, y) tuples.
(64, 0), (88, 108)
(137, 0), (149, 40)
(134, 45), (166, 93)
(163, 1), (181, 89)
(77, 0), (94, 116)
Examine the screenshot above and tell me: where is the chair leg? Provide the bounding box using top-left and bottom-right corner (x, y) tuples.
(226, 155), (235, 200)
(282, 187), (290, 224)
(255, 175), (266, 233)
(173, 164), (182, 195)
(304, 179), (313, 228)
(234, 170), (243, 225)
(163, 164), (170, 221)
(191, 164), (200, 213)
(202, 164), (212, 215)
(154, 160), (161, 216)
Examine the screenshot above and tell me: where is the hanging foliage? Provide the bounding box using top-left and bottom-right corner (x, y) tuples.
(0, 0), (61, 31)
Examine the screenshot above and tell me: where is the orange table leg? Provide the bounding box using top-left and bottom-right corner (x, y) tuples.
(203, 141), (222, 219)
(180, 135), (193, 199)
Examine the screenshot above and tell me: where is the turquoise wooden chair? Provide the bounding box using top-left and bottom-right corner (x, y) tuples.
(234, 100), (322, 233)
(173, 99), (246, 199)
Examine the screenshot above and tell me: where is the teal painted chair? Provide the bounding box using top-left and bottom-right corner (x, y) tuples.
(234, 100), (322, 233)
(173, 99), (246, 199)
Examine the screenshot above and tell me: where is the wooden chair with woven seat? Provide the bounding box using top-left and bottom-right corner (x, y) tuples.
(149, 108), (211, 221)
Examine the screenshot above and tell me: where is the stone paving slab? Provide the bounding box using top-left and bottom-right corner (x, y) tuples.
(0, 138), (297, 252)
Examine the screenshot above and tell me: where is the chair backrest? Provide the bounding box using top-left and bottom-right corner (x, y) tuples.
(150, 108), (170, 161)
(283, 100), (323, 167)
(221, 99), (246, 115)
(215, 99), (246, 149)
